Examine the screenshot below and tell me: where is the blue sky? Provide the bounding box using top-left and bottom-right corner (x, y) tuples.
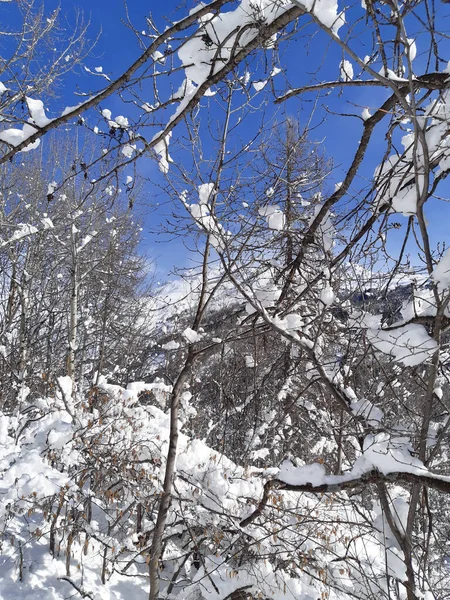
(57, 0), (450, 273)
(3, 0), (450, 278)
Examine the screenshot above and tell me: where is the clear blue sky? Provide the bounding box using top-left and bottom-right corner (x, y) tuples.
(4, 0), (450, 276)
(54, 0), (450, 274)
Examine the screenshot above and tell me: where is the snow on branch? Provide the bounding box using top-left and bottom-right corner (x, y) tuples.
(0, 0), (232, 163)
(241, 466), (450, 527)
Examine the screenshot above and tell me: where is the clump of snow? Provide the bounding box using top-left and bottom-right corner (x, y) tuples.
(350, 398), (383, 426)
(355, 432), (425, 476)
(170, 78), (196, 101)
(245, 355), (256, 367)
(320, 284), (335, 306)
(339, 59), (353, 81)
(432, 248), (450, 293)
(401, 287), (439, 321)
(0, 123), (40, 151)
(198, 182), (215, 205)
(280, 313), (304, 331)
(122, 144), (136, 158)
(153, 132), (173, 173)
(249, 272), (281, 311)
(47, 181), (58, 195)
(162, 340), (180, 351)
(309, 203), (335, 252)
(152, 50), (165, 63)
(253, 80), (268, 91)
(0, 223), (38, 247)
(259, 205), (286, 230)
(176, 0), (345, 111)
(26, 97), (51, 127)
(367, 323), (438, 366)
(405, 38), (417, 62)
(182, 190), (229, 251)
(41, 217), (54, 229)
(278, 460), (326, 486)
(183, 327), (200, 343)
(114, 115), (129, 128)
(374, 90), (450, 215)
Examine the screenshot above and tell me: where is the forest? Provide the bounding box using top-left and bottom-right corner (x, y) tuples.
(1, 0), (450, 599)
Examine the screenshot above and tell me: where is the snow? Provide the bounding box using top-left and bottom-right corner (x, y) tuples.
(406, 38), (417, 62)
(0, 355), (447, 600)
(142, 102), (154, 112)
(47, 181), (57, 195)
(0, 97), (51, 152)
(121, 143), (136, 158)
(170, 78), (196, 101)
(0, 123), (40, 151)
(153, 132), (173, 173)
(356, 432), (426, 476)
(374, 152), (421, 215)
(320, 284), (335, 306)
(183, 192), (229, 251)
(152, 50), (165, 63)
(350, 398), (383, 426)
(309, 204), (334, 251)
(280, 313), (304, 331)
(77, 231), (98, 252)
(339, 59), (353, 81)
(258, 205), (286, 230)
(401, 287), (441, 321)
(26, 97), (51, 127)
(198, 182), (215, 205)
(250, 274), (281, 310)
(253, 80), (268, 91)
(296, 0), (345, 32)
(0, 81), (6, 95)
(432, 248), (450, 292)
(174, 0), (344, 129)
(41, 217), (54, 229)
(114, 115), (129, 128)
(0, 223), (38, 247)
(367, 323), (438, 366)
(162, 340), (180, 350)
(277, 431), (450, 491)
(374, 90), (450, 214)
(183, 327), (200, 343)
(278, 460), (326, 486)
(245, 355), (256, 367)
